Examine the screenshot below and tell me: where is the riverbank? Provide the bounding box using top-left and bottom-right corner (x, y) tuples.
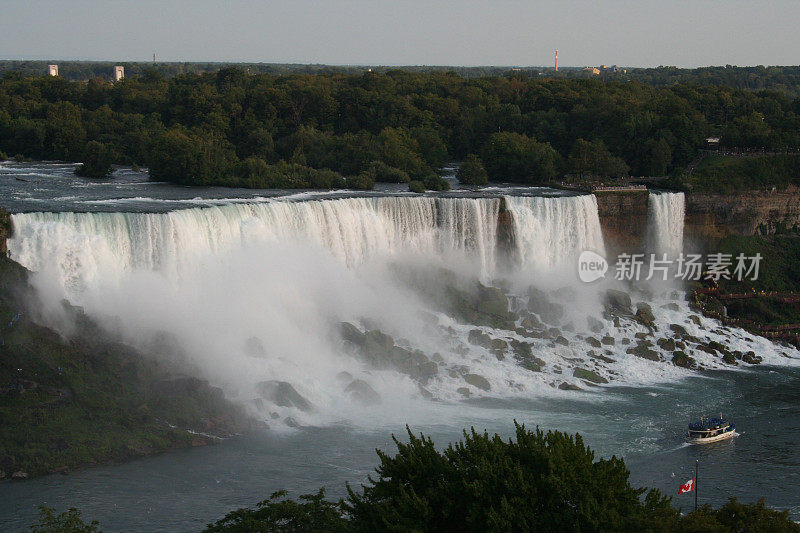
(0, 254), (249, 480)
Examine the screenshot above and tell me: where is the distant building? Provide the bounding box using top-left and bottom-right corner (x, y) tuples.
(583, 67), (600, 75)
(114, 65), (124, 81)
(705, 137), (721, 149)
(47, 64), (58, 76)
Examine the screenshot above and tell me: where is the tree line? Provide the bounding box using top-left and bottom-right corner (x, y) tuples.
(2, 67), (800, 189)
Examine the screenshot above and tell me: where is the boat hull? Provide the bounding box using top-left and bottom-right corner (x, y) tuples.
(686, 431), (736, 444)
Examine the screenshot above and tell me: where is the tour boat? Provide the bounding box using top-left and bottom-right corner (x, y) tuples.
(686, 415), (736, 444)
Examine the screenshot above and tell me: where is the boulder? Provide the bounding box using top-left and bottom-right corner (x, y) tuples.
(339, 322), (365, 345)
(364, 329), (394, 353)
(468, 329), (492, 348)
(656, 338), (676, 351)
(244, 336), (267, 357)
(464, 373), (491, 391)
(558, 382), (582, 391)
(456, 387), (472, 398)
(11, 471), (28, 480)
(634, 302), (655, 327)
(722, 352), (738, 365)
(604, 289), (633, 315)
(688, 315), (702, 326)
(490, 338), (508, 351)
(743, 351), (762, 365)
(601, 336), (615, 346)
(586, 337), (602, 348)
(672, 351), (696, 369)
(555, 335), (570, 346)
(660, 302), (680, 312)
(573, 368), (608, 384)
(256, 381), (312, 412)
(527, 288), (564, 325)
(520, 314), (543, 331)
(627, 342), (660, 361)
(669, 324), (688, 336)
(344, 379), (382, 406)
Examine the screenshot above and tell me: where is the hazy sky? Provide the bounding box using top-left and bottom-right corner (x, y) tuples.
(2, 0), (798, 67)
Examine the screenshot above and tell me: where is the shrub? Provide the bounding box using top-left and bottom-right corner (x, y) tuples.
(408, 180), (425, 193)
(422, 173), (451, 191)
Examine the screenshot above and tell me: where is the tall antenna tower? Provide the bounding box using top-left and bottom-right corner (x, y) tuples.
(555, 50), (559, 71)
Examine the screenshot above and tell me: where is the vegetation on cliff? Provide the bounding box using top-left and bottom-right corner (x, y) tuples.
(0, 255), (246, 479)
(3, 67), (800, 187)
(682, 154), (800, 194)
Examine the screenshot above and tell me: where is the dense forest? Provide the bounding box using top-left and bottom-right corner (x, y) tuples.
(2, 66), (800, 189)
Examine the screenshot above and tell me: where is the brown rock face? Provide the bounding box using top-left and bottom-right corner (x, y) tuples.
(684, 185), (800, 246)
(594, 191), (649, 254)
(0, 208), (10, 254)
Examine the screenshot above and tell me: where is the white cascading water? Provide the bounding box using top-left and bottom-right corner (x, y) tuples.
(8, 192), (798, 429)
(504, 195), (605, 275)
(648, 192), (685, 258)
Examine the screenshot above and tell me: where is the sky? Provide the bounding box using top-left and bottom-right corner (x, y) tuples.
(1, 0), (798, 68)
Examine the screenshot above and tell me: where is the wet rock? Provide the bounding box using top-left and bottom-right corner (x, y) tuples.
(634, 332), (649, 340)
(601, 336), (615, 346)
(270, 412), (280, 419)
(431, 353), (445, 364)
(563, 322), (575, 332)
(669, 324), (688, 336)
(604, 289), (633, 315)
(660, 302), (680, 312)
(555, 335), (570, 346)
(490, 338), (508, 351)
(696, 344), (717, 355)
(417, 385), (434, 400)
(688, 315), (702, 326)
(244, 336), (267, 357)
(256, 381), (312, 412)
(621, 338), (631, 345)
(593, 353), (616, 364)
(0, 470), (5, 480)
(11, 471), (28, 480)
(284, 417), (301, 428)
(573, 368), (608, 384)
(364, 329), (394, 353)
(675, 340), (686, 350)
(558, 382), (581, 391)
(527, 287), (565, 325)
(336, 371), (353, 384)
(340, 322), (365, 346)
(586, 337), (602, 348)
(345, 379), (382, 406)
(468, 329), (492, 348)
(722, 352), (738, 365)
(656, 338), (676, 351)
(634, 302), (655, 327)
(672, 351), (696, 369)
(520, 314), (543, 331)
(587, 316), (604, 333)
(456, 387), (472, 398)
(464, 373), (491, 391)
(743, 351), (762, 364)
(627, 342), (660, 361)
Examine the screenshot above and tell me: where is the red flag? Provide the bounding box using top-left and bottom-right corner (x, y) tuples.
(678, 478), (695, 494)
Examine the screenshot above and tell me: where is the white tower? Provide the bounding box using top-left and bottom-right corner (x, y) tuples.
(47, 64), (58, 76)
(114, 65), (124, 81)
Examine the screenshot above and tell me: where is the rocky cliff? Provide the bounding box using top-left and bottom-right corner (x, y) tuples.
(594, 190), (650, 253)
(0, 208), (10, 254)
(684, 185), (800, 243)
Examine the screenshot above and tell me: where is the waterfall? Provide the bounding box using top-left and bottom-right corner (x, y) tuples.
(648, 192), (685, 257)
(8, 197), (500, 291)
(503, 194), (606, 271)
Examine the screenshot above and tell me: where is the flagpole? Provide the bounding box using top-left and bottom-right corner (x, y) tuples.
(695, 459), (699, 511)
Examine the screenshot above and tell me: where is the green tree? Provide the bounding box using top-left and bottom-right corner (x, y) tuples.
(456, 154), (489, 185)
(568, 138), (630, 179)
(480, 132), (558, 184)
(74, 140), (113, 178)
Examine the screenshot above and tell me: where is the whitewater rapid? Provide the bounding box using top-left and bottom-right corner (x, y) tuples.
(7, 193), (800, 429)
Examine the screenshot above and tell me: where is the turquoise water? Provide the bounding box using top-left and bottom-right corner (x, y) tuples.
(2, 366), (798, 532)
